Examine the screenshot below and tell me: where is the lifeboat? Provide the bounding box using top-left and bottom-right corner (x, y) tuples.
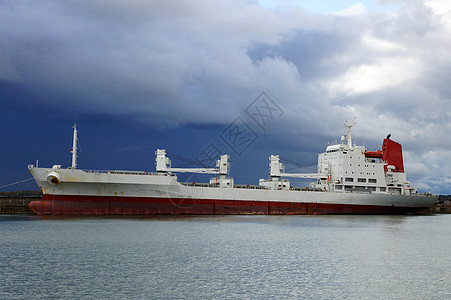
(364, 150), (383, 159)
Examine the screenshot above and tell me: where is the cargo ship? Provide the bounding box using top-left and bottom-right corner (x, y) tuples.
(28, 120), (437, 215)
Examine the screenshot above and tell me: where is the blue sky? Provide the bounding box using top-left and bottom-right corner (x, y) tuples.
(1, 0), (451, 194)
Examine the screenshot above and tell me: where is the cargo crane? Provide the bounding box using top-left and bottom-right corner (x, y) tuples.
(155, 149), (233, 188)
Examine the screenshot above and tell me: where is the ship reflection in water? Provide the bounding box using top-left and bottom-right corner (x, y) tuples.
(0, 214), (450, 299)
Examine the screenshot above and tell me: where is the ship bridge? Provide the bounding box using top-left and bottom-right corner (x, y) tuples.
(315, 121), (417, 195)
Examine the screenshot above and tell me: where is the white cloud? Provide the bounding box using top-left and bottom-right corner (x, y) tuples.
(361, 34), (406, 53)
(332, 4), (367, 16)
(425, 0), (451, 17)
(326, 57), (422, 96)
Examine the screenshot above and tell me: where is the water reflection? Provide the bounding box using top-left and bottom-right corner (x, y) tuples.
(0, 214), (449, 299)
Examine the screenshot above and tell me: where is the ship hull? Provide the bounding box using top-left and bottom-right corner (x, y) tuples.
(29, 194), (427, 215)
(28, 168), (436, 215)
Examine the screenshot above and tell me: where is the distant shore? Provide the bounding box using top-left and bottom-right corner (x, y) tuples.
(435, 195), (451, 214)
(1, 191), (450, 214)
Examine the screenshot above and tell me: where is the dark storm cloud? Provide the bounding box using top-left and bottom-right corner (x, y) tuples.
(1, 0), (301, 126)
(248, 30), (354, 81)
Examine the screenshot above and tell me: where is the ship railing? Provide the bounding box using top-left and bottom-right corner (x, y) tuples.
(82, 169), (160, 176)
(182, 182), (211, 187)
(234, 184), (267, 190)
(234, 185), (326, 191)
(180, 182), (328, 191)
(181, 183), (268, 189)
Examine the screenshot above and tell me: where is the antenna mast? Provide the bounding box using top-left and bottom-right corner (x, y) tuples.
(344, 118), (355, 147)
(71, 123), (78, 169)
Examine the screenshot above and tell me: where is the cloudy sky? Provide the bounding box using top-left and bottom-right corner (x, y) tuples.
(1, 0), (450, 194)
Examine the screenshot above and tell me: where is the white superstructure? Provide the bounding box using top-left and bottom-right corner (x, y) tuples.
(259, 119), (416, 196)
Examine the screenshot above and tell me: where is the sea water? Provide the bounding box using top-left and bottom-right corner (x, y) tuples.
(0, 214), (450, 299)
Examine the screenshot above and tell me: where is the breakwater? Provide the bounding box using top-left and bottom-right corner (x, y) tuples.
(0, 191), (41, 214)
(435, 195), (451, 213)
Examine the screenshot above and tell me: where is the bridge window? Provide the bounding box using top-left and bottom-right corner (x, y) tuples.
(345, 177), (354, 182)
(358, 178), (366, 183)
(369, 179), (377, 183)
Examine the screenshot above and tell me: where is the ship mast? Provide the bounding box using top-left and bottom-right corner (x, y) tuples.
(71, 123), (78, 169)
(344, 118), (355, 147)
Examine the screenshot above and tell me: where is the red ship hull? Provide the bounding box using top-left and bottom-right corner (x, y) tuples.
(28, 194), (427, 215)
